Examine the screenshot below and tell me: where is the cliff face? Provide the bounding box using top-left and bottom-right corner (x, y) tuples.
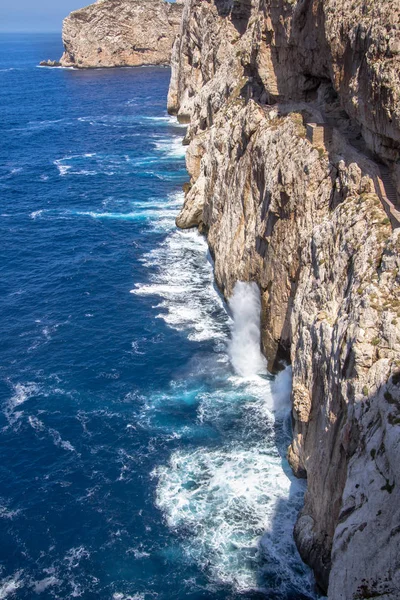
(60, 0), (183, 68)
(169, 0), (400, 597)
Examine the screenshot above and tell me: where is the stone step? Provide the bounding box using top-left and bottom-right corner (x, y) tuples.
(377, 180), (397, 204)
(379, 185), (397, 202)
(379, 171), (398, 205)
(375, 180), (400, 228)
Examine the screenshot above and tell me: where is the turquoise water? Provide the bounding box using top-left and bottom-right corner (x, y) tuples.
(0, 34), (315, 600)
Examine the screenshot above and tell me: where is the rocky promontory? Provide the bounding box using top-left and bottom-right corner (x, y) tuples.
(58, 0), (183, 68)
(169, 0), (400, 598)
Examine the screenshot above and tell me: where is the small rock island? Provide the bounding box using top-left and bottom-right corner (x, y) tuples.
(42, 0), (184, 68)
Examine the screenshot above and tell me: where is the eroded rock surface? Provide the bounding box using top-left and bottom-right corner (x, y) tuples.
(170, 0), (400, 597)
(59, 0), (183, 68)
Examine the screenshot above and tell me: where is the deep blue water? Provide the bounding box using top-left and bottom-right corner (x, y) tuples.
(0, 34), (316, 600)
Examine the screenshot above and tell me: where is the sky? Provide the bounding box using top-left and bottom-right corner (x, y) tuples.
(0, 0), (87, 32)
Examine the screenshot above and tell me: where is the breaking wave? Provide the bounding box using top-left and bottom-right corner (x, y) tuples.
(131, 227), (227, 342)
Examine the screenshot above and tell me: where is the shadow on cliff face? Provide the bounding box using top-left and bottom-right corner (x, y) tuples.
(215, 0), (252, 35)
(256, 0), (332, 106)
(288, 358), (400, 598)
(249, 367), (321, 598)
(258, 499), (323, 599)
(258, 379), (321, 599)
(326, 372), (400, 599)
(254, 0), (400, 171)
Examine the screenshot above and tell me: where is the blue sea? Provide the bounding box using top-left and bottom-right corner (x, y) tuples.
(0, 34), (316, 600)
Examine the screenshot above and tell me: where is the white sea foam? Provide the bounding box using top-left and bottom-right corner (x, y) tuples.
(4, 383), (39, 426)
(74, 209), (177, 221)
(28, 414), (77, 453)
(131, 227), (226, 342)
(54, 155), (98, 177)
(78, 114), (141, 129)
(54, 151), (181, 178)
(31, 576), (60, 594)
(64, 546), (90, 569)
(154, 446), (287, 588)
(133, 191), (183, 211)
(29, 206), (178, 224)
(153, 367), (312, 595)
(48, 428), (77, 453)
(132, 283), (188, 297)
(154, 136), (187, 159)
(30, 210), (43, 219)
(113, 594), (148, 600)
(126, 546), (151, 559)
(144, 115), (187, 128)
(0, 167), (22, 181)
(55, 161), (72, 177)
(0, 572), (24, 600)
(76, 113), (183, 131)
(28, 415), (45, 431)
(151, 370), (294, 588)
(36, 65), (77, 70)
(0, 498), (21, 520)
(151, 372), (296, 591)
(0, 566), (68, 599)
(20, 118), (69, 132)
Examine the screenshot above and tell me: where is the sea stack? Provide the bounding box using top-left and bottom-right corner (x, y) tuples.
(59, 0), (184, 68)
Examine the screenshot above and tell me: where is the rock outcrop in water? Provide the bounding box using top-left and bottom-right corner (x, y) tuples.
(169, 0), (400, 597)
(59, 0), (183, 68)
(39, 60), (61, 67)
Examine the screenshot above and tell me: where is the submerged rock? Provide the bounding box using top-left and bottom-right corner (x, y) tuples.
(59, 0), (183, 68)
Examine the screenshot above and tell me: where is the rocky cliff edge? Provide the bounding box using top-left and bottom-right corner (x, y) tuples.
(169, 0), (400, 598)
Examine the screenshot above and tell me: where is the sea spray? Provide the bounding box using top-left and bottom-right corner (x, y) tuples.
(270, 366), (293, 416)
(228, 281), (267, 377)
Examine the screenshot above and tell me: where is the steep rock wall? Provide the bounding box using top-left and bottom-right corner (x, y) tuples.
(60, 0), (183, 68)
(169, 0), (400, 598)
(170, 0), (400, 167)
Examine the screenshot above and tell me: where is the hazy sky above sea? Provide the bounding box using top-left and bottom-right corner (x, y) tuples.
(0, 0), (96, 32)
(0, 0), (177, 32)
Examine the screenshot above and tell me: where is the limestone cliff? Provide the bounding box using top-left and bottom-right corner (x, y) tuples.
(59, 0), (183, 68)
(169, 0), (400, 598)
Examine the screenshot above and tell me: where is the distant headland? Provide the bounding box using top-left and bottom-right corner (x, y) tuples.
(40, 0), (183, 69)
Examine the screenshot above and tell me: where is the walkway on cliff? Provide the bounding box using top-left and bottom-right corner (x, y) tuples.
(320, 111), (400, 229)
(259, 101), (400, 228)
(375, 167), (400, 228)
